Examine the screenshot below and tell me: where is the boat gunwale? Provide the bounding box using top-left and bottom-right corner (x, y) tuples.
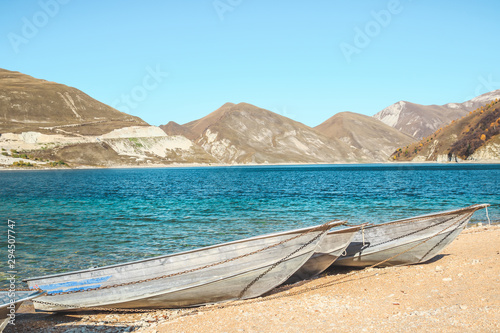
(338, 217), (471, 261)
(327, 224), (366, 235)
(24, 220), (345, 282)
(359, 204), (488, 231)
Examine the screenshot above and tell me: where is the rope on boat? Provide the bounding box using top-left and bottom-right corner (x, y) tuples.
(28, 205), (481, 316)
(139, 210), (475, 322)
(37, 220), (341, 298)
(238, 224), (330, 299)
(417, 212), (470, 262)
(28, 220), (340, 312)
(202, 209), (470, 309)
(21, 205), (488, 315)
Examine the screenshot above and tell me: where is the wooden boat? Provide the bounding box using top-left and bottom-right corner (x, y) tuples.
(334, 204), (490, 268)
(25, 221), (338, 311)
(0, 290), (45, 332)
(285, 223), (362, 284)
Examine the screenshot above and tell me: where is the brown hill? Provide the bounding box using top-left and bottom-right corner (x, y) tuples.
(315, 111), (415, 161)
(159, 121), (195, 139)
(374, 90), (500, 140)
(177, 103), (370, 164)
(392, 99), (500, 162)
(0, 69), (217, 168)
(0, 68), (147, 135)
(182, 102), (235, 140)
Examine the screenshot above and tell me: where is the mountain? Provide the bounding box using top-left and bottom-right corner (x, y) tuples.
(167, 102), (370, 164)
(0, 68), (147, 135)
(0, 68), (217, 167)
(391, 99), (500, 162)
(314, 112), (416, 161)
(159, 121), (196, 139)
(374, 90), (500, 140)
(183, 102), (236, 140)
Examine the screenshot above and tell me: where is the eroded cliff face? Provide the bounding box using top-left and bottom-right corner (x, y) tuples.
(469, 136), (500, 161)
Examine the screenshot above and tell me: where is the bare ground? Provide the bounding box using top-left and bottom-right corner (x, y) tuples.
(6, 225), (500, 333)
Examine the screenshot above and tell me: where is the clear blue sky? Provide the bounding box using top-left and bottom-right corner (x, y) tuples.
(1, 0), (499, 127)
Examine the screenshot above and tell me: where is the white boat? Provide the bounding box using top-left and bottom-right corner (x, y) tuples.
(0, 290), (45, 332)
(25, 221), (338, 311)
(334, 204), (489, 267)
(285, 223), (362, 284)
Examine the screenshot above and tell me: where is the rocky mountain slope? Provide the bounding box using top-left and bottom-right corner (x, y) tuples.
(164, 103), (371, 164)
(0, 68), (216, 167)
(314, 111), (415, 161)
(374, 90), (500, 140)
(0, 68), (147, 135)
(391, 99), (500, 162)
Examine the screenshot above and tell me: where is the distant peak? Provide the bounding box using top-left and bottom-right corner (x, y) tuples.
(233, 102), (259, 108)
(165, 121), (181, 126)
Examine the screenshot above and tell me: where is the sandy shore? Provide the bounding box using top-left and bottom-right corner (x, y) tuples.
(6, 225), (500, 333)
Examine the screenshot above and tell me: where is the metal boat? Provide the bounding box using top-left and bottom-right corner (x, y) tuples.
(334, 204), (489, 267)
(285, 223), (362, 283)
(25, 221), (338, 311)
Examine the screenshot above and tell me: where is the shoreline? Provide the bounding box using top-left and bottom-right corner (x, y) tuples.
(1, 160), (500, 172)
(6, 225), (500, 332)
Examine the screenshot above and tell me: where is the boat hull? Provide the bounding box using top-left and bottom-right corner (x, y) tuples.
(26, 222), (336, 311)
(285, 225), (361, 283)
(334, 204), (488, 268)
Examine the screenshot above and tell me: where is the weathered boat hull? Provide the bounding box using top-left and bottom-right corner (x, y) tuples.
(0, 291), (45, 332)
(26, 222), (337, 311)
(334, 204), (489, 268)
(285, 224), (361, 284)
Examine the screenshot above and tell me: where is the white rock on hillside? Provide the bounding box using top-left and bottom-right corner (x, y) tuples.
(469, 139), (500, 161)
(104, 136), (194, 159)
(100, 126), (167, 139)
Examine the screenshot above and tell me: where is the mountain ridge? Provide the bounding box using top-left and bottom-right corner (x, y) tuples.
(315, 111), (415, 161)
(0, 68), (217, 167)
(170, 102), (370, 164)
(391, 99), (500, 162)
(0, 68), (148, 135)
(374, 90), (500, 140)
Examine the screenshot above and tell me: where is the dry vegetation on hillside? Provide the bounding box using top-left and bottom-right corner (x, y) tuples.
(391, 99), (500, 161)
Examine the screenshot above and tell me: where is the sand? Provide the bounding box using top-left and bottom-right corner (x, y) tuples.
(6, 225), (500, 333)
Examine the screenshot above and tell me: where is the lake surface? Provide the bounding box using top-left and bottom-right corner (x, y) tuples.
(0, 163), (498, 287)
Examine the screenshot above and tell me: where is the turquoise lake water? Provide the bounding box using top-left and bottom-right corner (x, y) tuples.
(0, 163), (498, 287)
